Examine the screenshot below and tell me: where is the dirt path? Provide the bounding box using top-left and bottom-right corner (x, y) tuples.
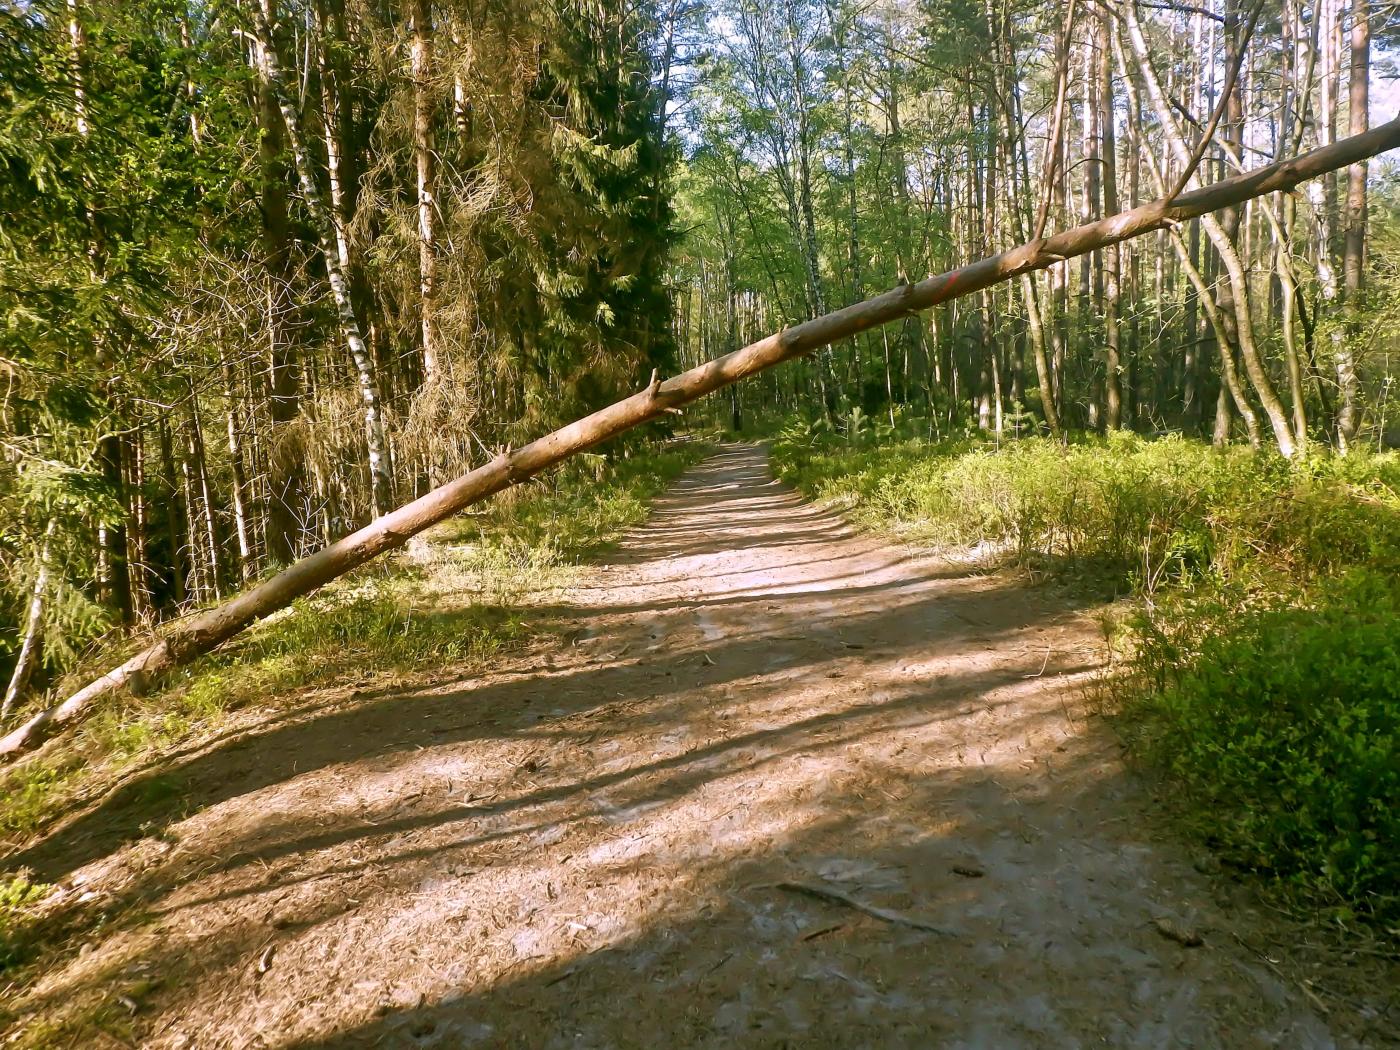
(10, 445), (1374, 1047)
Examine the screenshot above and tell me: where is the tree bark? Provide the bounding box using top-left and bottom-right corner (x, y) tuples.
(69, 0), (135, 624)
(157, 417), (189, 607)
(786, 2), (836, 414)
(1098, 12), (1122, 430)
(1338, 0), (1368, 450)
(1002, 0), (1073, 437)
(1, 522), (57, 722)
(221, 349), (256, 582)
(97, 423), (133, 624)
(129, 426), (153, 620)
(1120, 1), (1299, 457)
(1114, 17), (1260, 447)
(1314, 0), (1343, 439)
(250, 4), (392, 518)
(1275, 0), (1311, 444)
(256, 0), (304, 564)
(409, 0), (441, 384)
(5, 115), (1398, 758)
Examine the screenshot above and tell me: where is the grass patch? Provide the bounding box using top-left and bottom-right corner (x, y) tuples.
(435, 441), (711, 571)
(772, 419), (1400, 928)
(0, 874), (50, 972)
(772, 424), (1400, 593)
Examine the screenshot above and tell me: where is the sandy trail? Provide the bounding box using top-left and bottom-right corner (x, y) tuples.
(10, 445), (1372, 1047)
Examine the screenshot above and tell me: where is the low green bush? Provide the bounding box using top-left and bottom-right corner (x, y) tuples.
(1131, 572), (1400, 923)
(0, 874), (49, 970)
(774, 426), (1399, 590)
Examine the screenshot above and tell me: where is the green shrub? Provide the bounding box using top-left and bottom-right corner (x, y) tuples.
(0, 874), (50, 970)
(0, 766), (78, 837)
(773, 429), (1399, 595)
(1130, 572), (1400, 924)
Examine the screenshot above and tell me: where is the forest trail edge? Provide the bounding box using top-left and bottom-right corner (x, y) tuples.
(6, 444), (1382, 1048)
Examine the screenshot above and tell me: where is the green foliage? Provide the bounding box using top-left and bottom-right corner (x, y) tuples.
(94, 583), (528, 763)
(441, 441), (707, 562)
(0, 0), (685, 705)
(773, 428), (1400, 593)
(771, 426), (1400, 926)
(0, 765), (79, 838)
(0, 873), (50, 971)
(0, 0), (243, 687)
(1130, 572), (1400, 924)
(517, 0), (677, 423)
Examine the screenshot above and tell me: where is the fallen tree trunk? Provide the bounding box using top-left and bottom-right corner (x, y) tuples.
(4, 114), (1398, 759)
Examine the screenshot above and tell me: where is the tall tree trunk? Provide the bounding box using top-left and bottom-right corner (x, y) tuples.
(256, 0), (304, 564)
(98, 424), (134, 624)
(156, 417), (188, 607)
(129, 426), (153, 621)
(999, 0), (1067, 436)
(1275, 0), (1312, 444)
(69, 0), (134, 623)
(1338, 0), (1368, 450)
(1121, 1), (1299, 457)
(409, 0), (441, 384)
(1098, 12), (1121, 430)
(186, 387), (223, 600)
(1183, 203), (1202, 429)
(1213, 0), (1276, 442)
(1314, 0), (1343, 440)
(221, 348), (256, 582)
(829, 0), (864, 385)
(1081, 19), (1100, 313)
(790, 26), (835, 414)
(179, 416), (207, 603)
(251, 4), (392, 517)
(1114, 18), (1260, 447)
(1, 522), (57, 722)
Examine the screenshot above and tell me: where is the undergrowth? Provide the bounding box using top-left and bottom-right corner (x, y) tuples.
(0, 874), (49, 971)
(772, 418), (1400, 929)
(0, 437), (708, 860)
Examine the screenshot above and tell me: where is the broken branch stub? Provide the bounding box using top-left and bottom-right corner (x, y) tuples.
(4, 114), (1399, 759)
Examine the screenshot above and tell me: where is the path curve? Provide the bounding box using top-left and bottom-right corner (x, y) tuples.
(14, 445), (1357, 1048)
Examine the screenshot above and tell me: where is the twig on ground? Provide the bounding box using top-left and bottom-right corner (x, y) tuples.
(1231, 931), (1333, 1016)
(1023, 646), (1053, 678)
(772, 881), (958, 937)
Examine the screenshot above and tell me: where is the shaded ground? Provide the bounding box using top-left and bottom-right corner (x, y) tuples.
(4, 445), (1394, 1047)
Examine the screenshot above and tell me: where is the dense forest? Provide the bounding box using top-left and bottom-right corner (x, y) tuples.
(1, 0), (1399, 1041)
(1, 0), (1395, 711)
(677, 0), (1398, 447)
(2, 0), (680, 708)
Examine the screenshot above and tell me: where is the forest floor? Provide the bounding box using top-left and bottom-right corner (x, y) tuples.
(5, 444), (1397, 1048)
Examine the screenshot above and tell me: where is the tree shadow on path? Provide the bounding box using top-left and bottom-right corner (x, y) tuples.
(4, 444), (1374, 1049)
